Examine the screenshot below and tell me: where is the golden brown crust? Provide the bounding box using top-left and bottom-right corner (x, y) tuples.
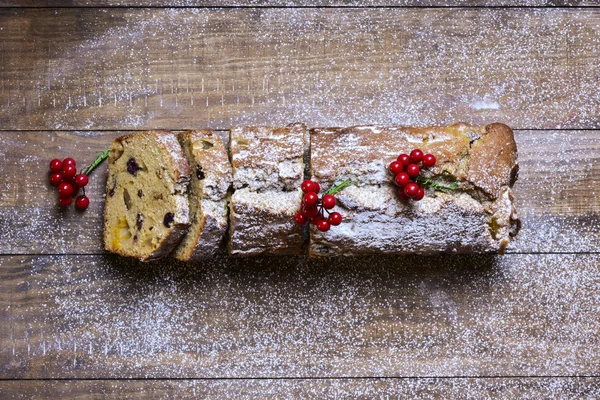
(173, 130), (232, 261)
(230, 122), (306, 192)
(467, 123), (518, 199)
(309, 122), (519, 256)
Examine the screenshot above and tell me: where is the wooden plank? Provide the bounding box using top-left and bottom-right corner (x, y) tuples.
(1, 253), (599, 378)
(1, 0), (599, 7)
(1, 130), (599, 255)
(1, 378), (600, 399)
(0, 8), (599, 130)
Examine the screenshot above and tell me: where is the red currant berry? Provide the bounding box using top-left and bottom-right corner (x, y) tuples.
(49, 159), (63, 172)
(75, 174), (89, 187)
(313, 181), (321, 193)
(406, 164), (420, 178)
(49, 172), (63, 186)
(58, 196), (72, 207)
(414, 187), (425, 201)
(303, 192), (319, 206)
(317, 219), (331, 232)
(397, 188), (410, 200)
(302, 205), (319, 218)
(394, 172), (410, 187)
(410, 149), (424, 163)
(75, 195), (90, 211)
(404, 183), (419, 198)
(322, 194), (336, 209)
(311, 213), (324, 225)
(62, 164), (77, 179)
(58, 182), (74, 198)
(397, 154), (411, 166)
(295, 212), (308, 225)
(301, 180), (316, 193)
(328, 212), (342, 226)
(422, 153), (436, 168)
(63, 158), (76, 168)
(389, 161), (403, 175)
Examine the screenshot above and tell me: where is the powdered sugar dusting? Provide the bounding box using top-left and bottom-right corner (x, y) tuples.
(0, 9), (599, 129)
(2, 252), (599, 378)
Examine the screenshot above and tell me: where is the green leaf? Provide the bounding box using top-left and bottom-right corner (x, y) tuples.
(327, 179), (353, 195)
(84, 149), (110, 176)
(415, 176), (460, 192)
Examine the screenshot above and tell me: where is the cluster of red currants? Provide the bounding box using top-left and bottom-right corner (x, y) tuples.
(389, 149), (436, 201)
(49, 158), (90, 210)
(294, 180), (343, 232)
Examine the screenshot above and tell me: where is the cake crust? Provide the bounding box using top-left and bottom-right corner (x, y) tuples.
(229, 123), (306, 256)
(173, 130), (232, 261)
(309, 123), (519, 257)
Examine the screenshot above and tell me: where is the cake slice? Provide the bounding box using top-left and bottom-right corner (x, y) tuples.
(103, 131), (191, 261)
(229, 123), (306, 256)
(172, 130), (232, 261)
(309, 123), (520, 256)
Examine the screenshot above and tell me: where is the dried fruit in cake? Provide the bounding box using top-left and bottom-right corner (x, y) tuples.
(172, 130), (232, 261)
(103, 131), (191, 261)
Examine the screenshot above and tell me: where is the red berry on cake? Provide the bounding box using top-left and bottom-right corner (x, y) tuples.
(311, 213), (324, 225)
(302, 205), (319, 218)
(397, 188), (410, 200)
(62, 164), (77, 179)
(397, 154), (411, 166)
(410, 149), (424, 163)
(404, 183), (419, 198)
(422, 153), (436, 168)
(75, 195), (90, 211)
(49, 159), (63, 173)
(317, 219), (330, 232)
(49, 172), (63, 186)
(301, 180), (316, 193)
(303, 192), (319, 206)
(414, 187), (425, 201)
(75, 174), (89, 187)
(328, 212), (342, 226)
(394, 172), (410, 187)
(63, 158), (76, 168)
(313, 181), (321, 193)
(406, 164), (420, 177)
(389, 161), (403, 175)
(295, 212), (308, 225)
(58, 182), (74, 198)
(322, 194), (336, 209)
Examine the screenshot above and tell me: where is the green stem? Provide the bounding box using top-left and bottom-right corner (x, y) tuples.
(327, 179), (353, 195)
(84, 150), (110, 176)
(416, 176), (460, 191)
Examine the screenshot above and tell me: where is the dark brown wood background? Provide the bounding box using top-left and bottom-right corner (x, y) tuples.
(1, 2), (599, 398)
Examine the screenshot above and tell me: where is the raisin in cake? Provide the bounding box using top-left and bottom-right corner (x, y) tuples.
(309, 123), (520, 256)
(104, 131), (191, 261)
(229, 123), (306, 256)
(172, 130), (232, 261)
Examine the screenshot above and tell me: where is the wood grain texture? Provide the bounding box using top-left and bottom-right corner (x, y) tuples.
(1, 130), (599, 255)
(1, 0), (600, 7)
(1, 378), (600, 399)
(1, 253), (599, 378)
(0, 8), (600, 130)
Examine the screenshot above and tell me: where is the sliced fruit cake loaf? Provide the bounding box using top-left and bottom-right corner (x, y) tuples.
(229, 122), (307, 256)
(104, 131), (191, 261)
(309, 123), (520, 256)
(172, 130), (232, 261)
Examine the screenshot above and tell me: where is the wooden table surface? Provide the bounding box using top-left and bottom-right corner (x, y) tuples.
(1, 2), (600, 399)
